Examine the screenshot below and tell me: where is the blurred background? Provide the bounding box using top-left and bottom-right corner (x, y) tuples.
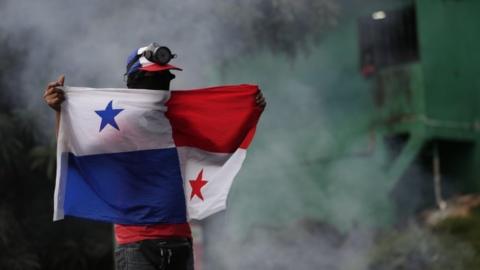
(1, 0), (480, 269)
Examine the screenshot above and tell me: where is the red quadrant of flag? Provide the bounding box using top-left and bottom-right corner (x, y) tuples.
(166, 84), (261, 153)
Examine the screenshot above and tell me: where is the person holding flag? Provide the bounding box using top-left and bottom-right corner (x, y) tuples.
(43, 43), (266, 270)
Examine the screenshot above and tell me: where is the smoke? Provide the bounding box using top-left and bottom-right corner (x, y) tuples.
(195, 1), (460, 268)
(0, 0), (338, 98)
(0, 0), (215, 100)
(192, 27), (385, 268)
(0, 0), (341, 135)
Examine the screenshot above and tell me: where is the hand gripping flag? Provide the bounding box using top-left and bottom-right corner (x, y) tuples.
(53, 85), (262, 224)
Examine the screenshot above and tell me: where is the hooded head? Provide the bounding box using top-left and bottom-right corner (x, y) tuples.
(125, 43), (182, 90)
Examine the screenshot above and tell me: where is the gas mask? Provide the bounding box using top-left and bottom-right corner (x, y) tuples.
(127, 70), (175, 91)
(125, 43), (178, 90)
(142, 42), (176, 65)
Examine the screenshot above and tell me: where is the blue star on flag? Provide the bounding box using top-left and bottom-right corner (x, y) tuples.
(95, 100), (124, 132)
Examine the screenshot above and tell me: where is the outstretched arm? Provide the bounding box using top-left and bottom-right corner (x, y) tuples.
(43, 75), (65, 136)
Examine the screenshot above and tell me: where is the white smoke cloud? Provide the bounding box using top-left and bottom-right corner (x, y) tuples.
(0, 0), (221, 90)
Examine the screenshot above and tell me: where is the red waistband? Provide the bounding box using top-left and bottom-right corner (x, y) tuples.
(114, 223), (192, 245)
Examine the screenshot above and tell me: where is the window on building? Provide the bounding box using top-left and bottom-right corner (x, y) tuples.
(358, 5), (419, 76)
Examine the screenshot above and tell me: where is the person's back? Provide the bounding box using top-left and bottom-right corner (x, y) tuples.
(114, 43), (194, 270)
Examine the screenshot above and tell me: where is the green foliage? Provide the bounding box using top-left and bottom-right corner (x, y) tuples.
(0, 113), (23, 175)
(431, 209), (480, 268)
(0, 109), (114, 269)
(30, 141), (57, 180)
(0, 207), (41, 270)
(0, 107), (114, 269)
(370, 212), (480, 270)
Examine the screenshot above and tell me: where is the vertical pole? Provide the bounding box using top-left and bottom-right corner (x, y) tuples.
(433, 142), (447, 210)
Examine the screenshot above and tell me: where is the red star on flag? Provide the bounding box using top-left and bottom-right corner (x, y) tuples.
(189, 169), (208, 201)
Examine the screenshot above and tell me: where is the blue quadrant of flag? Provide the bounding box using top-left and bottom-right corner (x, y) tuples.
(64, 148), (187, 224)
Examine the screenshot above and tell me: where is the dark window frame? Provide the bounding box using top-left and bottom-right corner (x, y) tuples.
(358, 5), (420, 76)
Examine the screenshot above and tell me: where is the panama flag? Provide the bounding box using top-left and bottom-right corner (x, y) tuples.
(53, 85), (262, 224)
